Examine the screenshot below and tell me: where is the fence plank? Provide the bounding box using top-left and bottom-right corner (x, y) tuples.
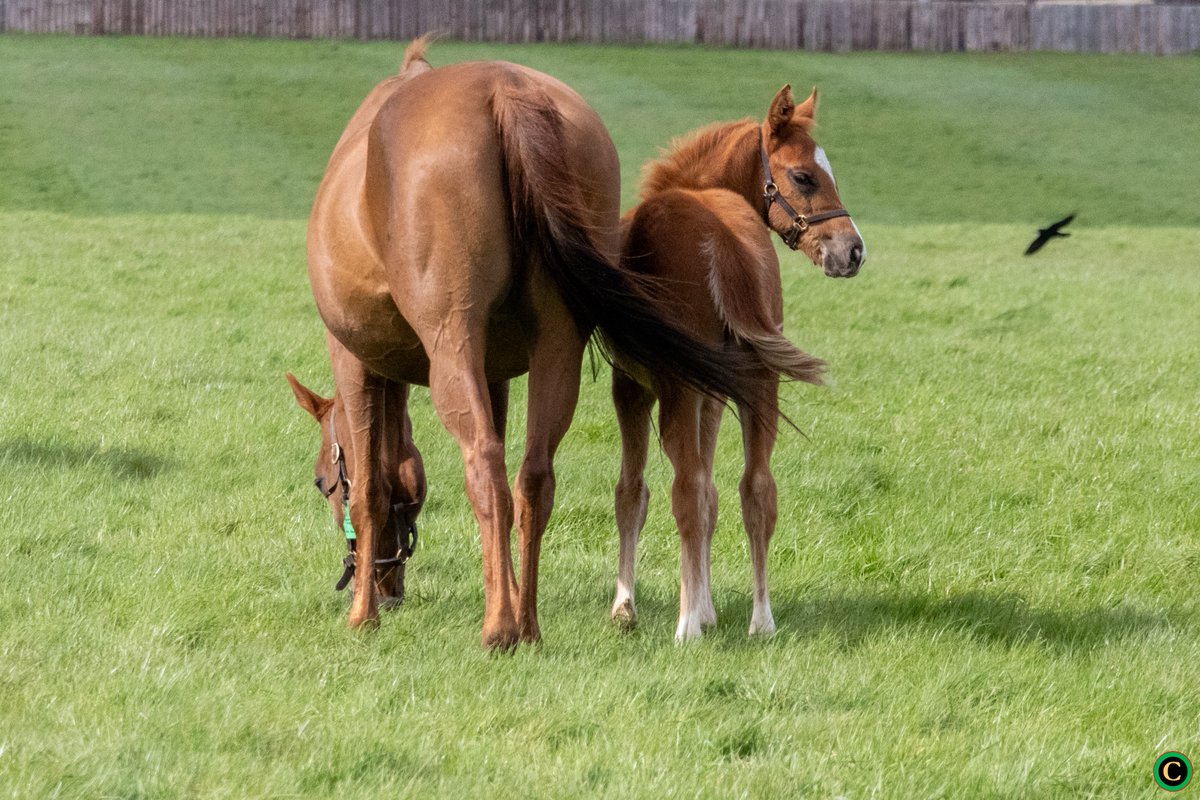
(2, 0), (1197, 54)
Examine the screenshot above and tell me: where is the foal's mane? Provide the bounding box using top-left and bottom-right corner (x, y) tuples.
(641, 120), (759, 200)
(640, 112), (816, 202)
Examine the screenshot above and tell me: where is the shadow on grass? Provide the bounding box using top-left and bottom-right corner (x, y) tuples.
(745, 589), (1181, 652)
(0, 437), (171, 480)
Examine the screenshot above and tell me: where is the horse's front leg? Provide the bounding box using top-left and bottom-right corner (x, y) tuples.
(377, 382), (426, 607)
(488, 379), (518, 612)
(332, 357), (391, 629)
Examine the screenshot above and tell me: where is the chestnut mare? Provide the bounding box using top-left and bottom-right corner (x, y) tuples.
(610, 85), (866, 641)
(294, 40), (773, 649)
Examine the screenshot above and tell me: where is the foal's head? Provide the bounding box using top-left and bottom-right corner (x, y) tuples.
(761, 85), (865, 278)
(286, 373), (410, 606)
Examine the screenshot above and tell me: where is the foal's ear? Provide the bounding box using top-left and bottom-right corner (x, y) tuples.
(767, 84), (796, 134)
(286, 372), (333, 421)
(795, 86), (819, 122)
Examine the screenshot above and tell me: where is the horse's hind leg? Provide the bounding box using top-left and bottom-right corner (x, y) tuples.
(738, 376), (780, 636)
(660, 386), (719, 642)
(696, 396), (725, 629)
(611, 369), (655, 628)
(426, 341), (519, 650)
(512, 321), (585, 644)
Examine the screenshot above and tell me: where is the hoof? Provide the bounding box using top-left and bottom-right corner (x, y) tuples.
(519, 617), (542, 645)
(482, 621), (520, 652)
(347, 612), (380, 630)
(748, 615), (776, 637)
(611, 598), (637, 630)
(674, 617), (704, 643)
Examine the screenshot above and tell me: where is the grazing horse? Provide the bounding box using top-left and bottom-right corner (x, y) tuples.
(288, 371), (424, 606)
(299, 39), (772, 649)
(610, 85), (866, 641)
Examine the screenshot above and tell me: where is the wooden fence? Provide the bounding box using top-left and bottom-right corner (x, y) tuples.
(1, 0), (1198, 54)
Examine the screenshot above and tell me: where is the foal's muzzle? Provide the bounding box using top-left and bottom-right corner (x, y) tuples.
(822, 233), (866, 278)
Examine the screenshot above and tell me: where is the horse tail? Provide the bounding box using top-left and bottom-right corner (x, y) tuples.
(706, 221), (826, 387)
(489, 74), (764, 410)
(399, 34), (435, 77)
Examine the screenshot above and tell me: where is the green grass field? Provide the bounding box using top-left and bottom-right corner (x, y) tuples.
(1, 34), (1198, 798)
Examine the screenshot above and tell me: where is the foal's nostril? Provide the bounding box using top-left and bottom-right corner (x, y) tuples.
(849, 245), (864, 268)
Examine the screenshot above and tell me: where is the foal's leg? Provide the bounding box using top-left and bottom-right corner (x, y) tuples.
(426, 340), (519, 650)
(331, 355), (391, 629)
(660, 387), (719, 642)
(610, 369), (655, 628)
(738, 376), (780, 636)
(695, 397), (725, 629)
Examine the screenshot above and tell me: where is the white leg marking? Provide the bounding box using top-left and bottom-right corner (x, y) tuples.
(612, 482), (646, 627)
(749, 601), (776, 636)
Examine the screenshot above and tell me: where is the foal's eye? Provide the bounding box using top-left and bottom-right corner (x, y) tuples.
(314, 477), (326, 494)
(789, 170), (817, 189)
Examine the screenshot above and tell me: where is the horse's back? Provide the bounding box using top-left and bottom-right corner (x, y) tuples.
(623, 187), (783, 343)
(307, 59), (619, 385)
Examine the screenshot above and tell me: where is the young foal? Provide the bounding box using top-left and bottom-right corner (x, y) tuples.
(611, 85), (865, 641)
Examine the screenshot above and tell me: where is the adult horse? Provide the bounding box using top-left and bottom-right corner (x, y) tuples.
(301, 39), (769, 649)
(610, 85), (865, 641)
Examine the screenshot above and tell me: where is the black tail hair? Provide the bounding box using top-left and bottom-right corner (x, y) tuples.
(491, 76), (766, 414)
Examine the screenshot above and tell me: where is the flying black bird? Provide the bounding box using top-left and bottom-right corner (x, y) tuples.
(1024, 213), (1076, 256)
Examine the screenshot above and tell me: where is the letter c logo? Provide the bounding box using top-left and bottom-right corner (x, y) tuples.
(1156, 752), (1192, 792)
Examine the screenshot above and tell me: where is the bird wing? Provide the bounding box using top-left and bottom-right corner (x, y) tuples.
(1048, 213), (1076, 233)
(1024, 233), (1050, 255)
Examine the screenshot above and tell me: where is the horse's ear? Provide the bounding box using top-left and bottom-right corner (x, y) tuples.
(767, 84), (796, 134)
(287, 372), (332, 421)
(795, 86), (819, 122)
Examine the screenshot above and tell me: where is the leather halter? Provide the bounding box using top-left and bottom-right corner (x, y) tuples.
(759, 132), (852, 250)
(327, 407), (418, 593)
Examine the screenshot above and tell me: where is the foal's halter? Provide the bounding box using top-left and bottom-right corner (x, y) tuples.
(326, 407), (418, 593)
(759, 133), (852, 250)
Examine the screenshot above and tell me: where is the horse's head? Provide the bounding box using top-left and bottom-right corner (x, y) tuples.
(760, 85), (865, 278)
(286, 373), (412, 606)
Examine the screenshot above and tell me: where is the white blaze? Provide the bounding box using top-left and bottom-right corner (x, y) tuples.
(814, 146), (837, 187)
(814, 145), (865, 261)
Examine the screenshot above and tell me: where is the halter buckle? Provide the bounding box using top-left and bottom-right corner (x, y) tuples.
(782, 222), (804, 251)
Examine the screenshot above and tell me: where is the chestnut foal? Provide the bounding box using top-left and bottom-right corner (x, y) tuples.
(610, 85), (866, 641)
